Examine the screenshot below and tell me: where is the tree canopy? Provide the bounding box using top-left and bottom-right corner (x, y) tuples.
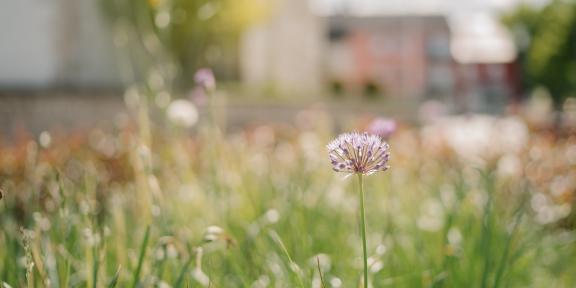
(99, 0), (269, 89)
(502, 0), (576, 109)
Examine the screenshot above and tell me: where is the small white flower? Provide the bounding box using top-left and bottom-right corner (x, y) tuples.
(167, 99), (198, 127)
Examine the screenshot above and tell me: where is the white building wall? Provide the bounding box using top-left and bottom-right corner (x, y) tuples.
(64, 0), (120, 86)
(0, 0), (59, 86)
(0, 0), (120, 88)
(240, 0), (324, 96)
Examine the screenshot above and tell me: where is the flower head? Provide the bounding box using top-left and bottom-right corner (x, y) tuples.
(194, 68), (216, 91)
(167, 99), (198, 127)
(367, 118), (396, 140)
(327, 132), (390, 175)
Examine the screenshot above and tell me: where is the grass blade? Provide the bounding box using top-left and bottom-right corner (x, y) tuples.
(174, 243), (194, 288)
(480, 172), (494, 288)
(493, 196), (528, 288)
(107, 265), (121, 288)
(317, 256), (326, 288)
(268, 230), (305, 288)
(130, 226), (150, 288)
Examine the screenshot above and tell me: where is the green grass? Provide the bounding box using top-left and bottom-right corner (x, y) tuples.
(0, 112), (575, 287)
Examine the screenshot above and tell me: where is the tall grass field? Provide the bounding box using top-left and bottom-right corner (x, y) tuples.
(1, 96), (575, 287)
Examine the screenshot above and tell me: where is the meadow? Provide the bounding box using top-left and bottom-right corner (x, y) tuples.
(1, 95), (575, 287)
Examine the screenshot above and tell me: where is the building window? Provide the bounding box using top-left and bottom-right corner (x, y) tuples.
(426, 34), (450, 59)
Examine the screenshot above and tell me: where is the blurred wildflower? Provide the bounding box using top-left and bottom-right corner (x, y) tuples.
(330, 277), (343, 287)
(156, 281), (170, 288)
(82, 228), (101, 247)
(367, 118), (397, 140)
(497, 154), (523, 178)
(327, 132), (390, 175)
(375, 244), (387, 256)
(194, 68), (216, 91)
(203, 225), (224, 242)
(264, 209), (280, 224)
(203, 225), (235, 249)
(524, 88), (553, 126)
(33, 212), (51, 231)
(368, 256), (383, 273)
(309, 253), (332, 272)
(251, 275), (271, 288)
(155, 236), (183, 261)
(448, 228), (463, 245)
(430, 115), (528, 165)
(531, 192), (572, 224)
(154, 10), (171, 29)
(192, 247), (210, 287)
(167, 99), (198, 127)
(38, 131), (51, 148)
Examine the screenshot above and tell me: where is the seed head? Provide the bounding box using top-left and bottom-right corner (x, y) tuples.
(167, 99), (198, 127)
(327, 132), (390, 175)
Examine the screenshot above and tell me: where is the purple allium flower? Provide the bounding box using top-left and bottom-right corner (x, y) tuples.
(327, 132), (390, 175)
(367, 118), (396, 140)
(194, 68), (216, 91)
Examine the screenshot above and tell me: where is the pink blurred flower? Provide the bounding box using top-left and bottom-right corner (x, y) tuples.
(190, 87), (208, 106)
(367, 118), (397, 140)
(194, 68), (216, 91)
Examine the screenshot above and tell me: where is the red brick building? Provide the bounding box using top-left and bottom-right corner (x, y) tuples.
(326, 14), (519, 113)
(327, 15), (453, 99)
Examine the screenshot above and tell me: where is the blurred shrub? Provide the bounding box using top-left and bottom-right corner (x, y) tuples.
(363, 80), (382, 100)
(329, 79), (345, 98)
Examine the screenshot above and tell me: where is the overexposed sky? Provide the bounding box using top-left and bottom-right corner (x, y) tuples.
(311, 0), (550, 16)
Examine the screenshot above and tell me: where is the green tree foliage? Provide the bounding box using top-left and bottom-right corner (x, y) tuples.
(502, 0), (576, 110)
(99, 0), (268, 88)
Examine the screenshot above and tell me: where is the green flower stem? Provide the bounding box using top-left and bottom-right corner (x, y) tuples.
(358, 174), (368, 288)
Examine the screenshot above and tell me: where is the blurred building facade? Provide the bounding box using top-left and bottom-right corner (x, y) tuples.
(450, 14), (520, 113)
(0, 0), (518, 114)
(325, 15), (453, 99)
(0, 0), (119, 88)
(240, 0), (325, 95)
(240, 0), (519, 113)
